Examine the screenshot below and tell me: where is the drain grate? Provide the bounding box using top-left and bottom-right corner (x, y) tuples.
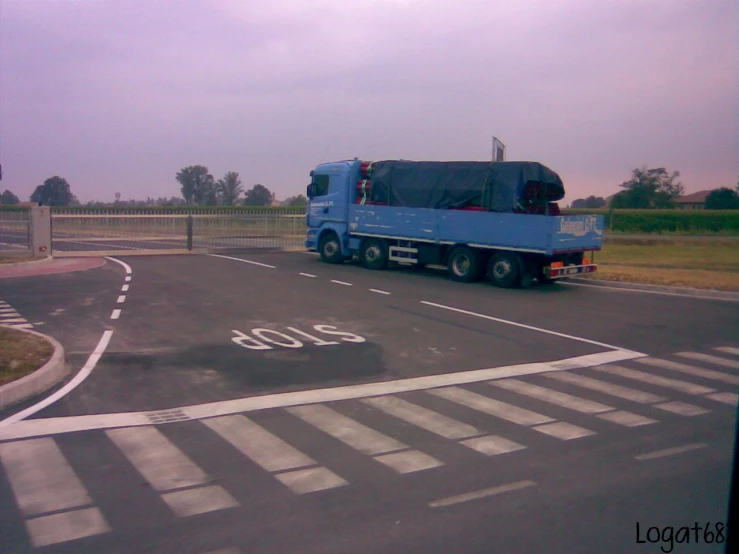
(146, 409), (190, 424)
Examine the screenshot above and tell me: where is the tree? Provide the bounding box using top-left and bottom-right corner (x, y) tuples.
(284, 194), (308, 207)
(0, 190), (19, 205)
(570, 196), (606, 209)
(705, 187), (739, 210)
(176, 165), (214, 205)
(30, 176), (73, 206)
(244, 184), (274, 206)
(616, 166), (684, 209)
(217, 171), (243, 206)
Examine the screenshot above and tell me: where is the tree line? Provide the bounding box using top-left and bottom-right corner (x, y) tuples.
(570, 167), (739, 210)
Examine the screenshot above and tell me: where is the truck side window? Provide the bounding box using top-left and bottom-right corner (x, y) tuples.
(313, 174), (330, 197)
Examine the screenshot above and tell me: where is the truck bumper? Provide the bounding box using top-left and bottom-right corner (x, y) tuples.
(544, 263), (598, 279)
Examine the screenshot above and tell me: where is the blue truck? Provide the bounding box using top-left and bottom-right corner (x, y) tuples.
(305, 158), (604, 288)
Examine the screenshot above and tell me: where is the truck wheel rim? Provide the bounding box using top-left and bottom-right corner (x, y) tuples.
(453, 255), (470, 276)
(365, 245), (381, 262)
(324, 241), (338, 256)
(494, 260), (511, 278)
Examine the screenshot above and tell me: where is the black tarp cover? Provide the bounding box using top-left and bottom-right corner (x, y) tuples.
(367, 161), (565, 212)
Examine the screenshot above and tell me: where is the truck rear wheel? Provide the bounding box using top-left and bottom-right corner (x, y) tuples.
(319, 233), (344, 264)
(360, 238), (388, 270)
(488, 252), (522, 288)
(447, 246), (483, 283)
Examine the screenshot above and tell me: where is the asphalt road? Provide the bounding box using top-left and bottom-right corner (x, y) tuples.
(0, 251), (737, 554)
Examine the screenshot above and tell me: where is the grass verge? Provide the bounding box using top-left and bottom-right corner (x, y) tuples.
(0, 327), (54, 386)
(584, 240), (739, 291)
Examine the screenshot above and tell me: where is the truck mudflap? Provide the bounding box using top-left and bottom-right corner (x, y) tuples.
(544, 261), (598, 279)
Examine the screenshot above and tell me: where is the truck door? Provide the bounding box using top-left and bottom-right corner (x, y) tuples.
(307, 167), (348, 229)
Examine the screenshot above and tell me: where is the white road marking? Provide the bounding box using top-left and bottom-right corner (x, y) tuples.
(331, 280), (352, 286)
(0, 330), (114, 426)
(0, 349), (646, 440)
(111, 309), (121, 320)
(369, 289), (391, 295)
(541, 371), (665, 404)
(121, 284), (130, 292)
(25, 508), (111, 547)
(0, 438), (92, 516)
(634, 357), (739, 385)
(117, 295), (126, 303)
(459, 435), (527, 456)
(0, 318), (28, 324)
(676, 352), (739, 369)
(705, 392), (739, 406)
(275, 467), (349, 494)
(593, 365), (715, 395)
(560, 281), (739, 302)
(286, 405), (406, 455)
(6, 323), (34, 329)
(429, 480), (536, 508)
(635, 443), (707, 461)
(597, 411), (657, 427)
(106, 426), (210, 491)
(374, 450), (443, 473)
(299, 273), (316, 278)
(125, 275), (132, 282)
(716, 346), (739, 356)
(428, 387), (554, 426)
(654, 401), (709, 416)
(420, 301), (640, 351)
(207, 254), (276, 268)
(488, 379), (614, 414)
(104, 256), (133, 274)
(201, 415), (316, 472)
(361, 396), (481, 439)
(532, 422), (595, 440)
(161, 485), (239, 517)
(0, 308), (18, 314)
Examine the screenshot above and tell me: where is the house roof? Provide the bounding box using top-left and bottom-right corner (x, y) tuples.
(675, 190), (714, 203)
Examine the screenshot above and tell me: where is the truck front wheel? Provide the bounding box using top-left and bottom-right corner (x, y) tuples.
(488, 252), (522, 288)
(360, 238), (388, 270)
(319, 233), (345, 264)
(447, 246), (483, 283)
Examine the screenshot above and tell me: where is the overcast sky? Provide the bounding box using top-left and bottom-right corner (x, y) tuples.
(1, 0), (736, 204)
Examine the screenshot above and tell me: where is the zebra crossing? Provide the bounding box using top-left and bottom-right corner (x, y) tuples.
(0, 298), (34, 330)
(1, 346), (737, 548)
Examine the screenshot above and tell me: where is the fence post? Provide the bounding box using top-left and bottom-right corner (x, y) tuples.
(30, 206), (52, 258)
(186, 216), (193, 251)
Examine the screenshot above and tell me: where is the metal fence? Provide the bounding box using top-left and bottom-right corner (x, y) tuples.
(0, 208), (31, 256)
(50, 208), (307, 256)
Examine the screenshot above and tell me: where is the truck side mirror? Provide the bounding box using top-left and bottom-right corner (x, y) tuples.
(307, 184), (317, 199)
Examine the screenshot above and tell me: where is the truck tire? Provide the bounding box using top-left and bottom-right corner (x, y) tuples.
(447, 246), (482, 283)
(487, 252), (522, 288)
(319, 232), (344, 264)
(360, 238), (388, 270)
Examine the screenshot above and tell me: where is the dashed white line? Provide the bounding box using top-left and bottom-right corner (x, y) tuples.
(117, 296), (126, 304)
(331, 280), (352, 286)
(299, 273), (316, 278)
(125, 276), (132, 282)
(111, 309), (121, 320)
(121, 284), (130, 292)
(635, 443), (708, 461)
(429, 480), (536, 508)
(207, 254), (276, 269)
(369, 289), (391, 295)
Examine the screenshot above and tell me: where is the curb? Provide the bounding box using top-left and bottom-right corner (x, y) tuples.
(564, 277), (739, 301)
(0, 325), (68, 410)
(0, 256), (54, 269)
